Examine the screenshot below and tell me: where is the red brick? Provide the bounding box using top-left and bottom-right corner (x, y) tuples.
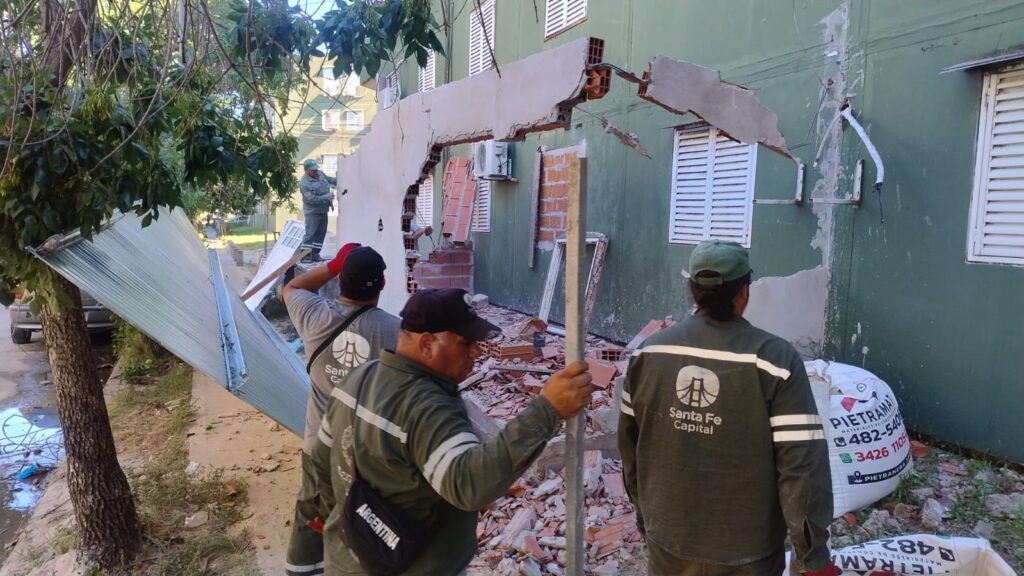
(540, 215), (565, 230)
(448, 249), (473, 265)
(542, 184), (569, 200)
(538, 230), (555, 242)
(545, 197), (569, 214)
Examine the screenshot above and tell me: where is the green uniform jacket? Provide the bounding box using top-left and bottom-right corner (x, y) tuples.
(618, 311), (832, 573)
(312, 351), (561, 575)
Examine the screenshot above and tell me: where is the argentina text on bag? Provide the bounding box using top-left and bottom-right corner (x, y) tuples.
(338, 371), (431, 575)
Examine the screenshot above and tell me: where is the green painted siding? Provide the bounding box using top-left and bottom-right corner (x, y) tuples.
(416, 0), (1024, 461)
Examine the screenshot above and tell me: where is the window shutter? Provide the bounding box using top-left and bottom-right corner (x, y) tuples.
(669, 126), (756, 246)
(469, 0), (495, 77)
(345, 111), (364, 131)
(708, 133), (756, 245)
(969, 66), (1024, 265)
(472, 179), (491, 232)
(419, 51), (436, 92)
(544, 0), (586, 39)
(377, 71), (400, 109)
(417, 175), (434, 227)
(321, 109), (341, 131)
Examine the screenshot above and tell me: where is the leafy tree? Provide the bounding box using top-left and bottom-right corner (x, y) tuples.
(0, 0), (443, 568)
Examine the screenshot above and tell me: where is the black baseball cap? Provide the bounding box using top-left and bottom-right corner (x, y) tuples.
(400, 288), (502, 342)
(340, 246), (386, 300)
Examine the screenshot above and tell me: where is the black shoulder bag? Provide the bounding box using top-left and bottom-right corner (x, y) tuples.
(305, 305), (373, 374)
(338, 372), (432, 575)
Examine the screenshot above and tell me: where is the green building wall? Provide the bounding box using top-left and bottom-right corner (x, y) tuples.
(404, 0), (1024, 461)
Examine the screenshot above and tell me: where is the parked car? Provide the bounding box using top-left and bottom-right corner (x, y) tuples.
(8, 292), (115, 344)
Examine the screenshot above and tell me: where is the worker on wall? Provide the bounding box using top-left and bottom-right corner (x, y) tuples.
(619, 240), (837, 576)
(299, 158), (336, 263)
(282, 244), (400, 576)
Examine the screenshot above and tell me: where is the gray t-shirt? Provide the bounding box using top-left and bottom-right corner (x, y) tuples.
(286, 289), (400, 454)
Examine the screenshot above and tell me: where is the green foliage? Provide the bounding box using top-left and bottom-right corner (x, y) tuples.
(316, 0), (445, 78)
(113, 317), (163, 382)
(0, 0), (298, 313)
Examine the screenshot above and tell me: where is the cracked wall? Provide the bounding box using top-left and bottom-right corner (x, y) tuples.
(334, 37), (600, 314)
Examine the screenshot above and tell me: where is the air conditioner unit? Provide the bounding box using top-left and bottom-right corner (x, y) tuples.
(473, 140), (513, 181)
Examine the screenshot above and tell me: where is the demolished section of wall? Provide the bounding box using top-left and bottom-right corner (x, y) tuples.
(335, 38), (603, 314)
(410, 247), (474, 292)
(639, 57), (795, 161)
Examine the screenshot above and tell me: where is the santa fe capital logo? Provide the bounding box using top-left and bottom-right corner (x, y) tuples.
(675, 366), (720, 408)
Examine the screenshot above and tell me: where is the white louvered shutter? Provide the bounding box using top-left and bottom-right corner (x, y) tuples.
(969, 66), (1024, 265)
(377, 71), (400, 109)
(472, 179), (491, 232)
(669, 126), (756, 247)
(321, 109), (341, 131)
(417, 175), (434, 227)
(418, 51), (436, 92)
(544, 0), (586, 38)
(469, 0), (495, 76)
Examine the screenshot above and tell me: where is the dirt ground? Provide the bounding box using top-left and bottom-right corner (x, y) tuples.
(187, 372), (301, 575)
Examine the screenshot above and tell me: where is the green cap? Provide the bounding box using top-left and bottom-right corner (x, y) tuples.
(303, 159), (318, 170)
(684, 240), (751, 287)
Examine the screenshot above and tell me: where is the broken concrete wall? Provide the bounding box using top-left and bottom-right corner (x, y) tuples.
(335, 37), (600, 314)
(744, 267), (829, 358)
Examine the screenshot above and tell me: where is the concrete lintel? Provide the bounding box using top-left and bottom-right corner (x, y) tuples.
(336, 38), (600, 314)
(640, 56), (796, 161)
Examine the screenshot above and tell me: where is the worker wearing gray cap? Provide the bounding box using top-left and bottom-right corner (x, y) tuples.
(619, 240), (836, 576)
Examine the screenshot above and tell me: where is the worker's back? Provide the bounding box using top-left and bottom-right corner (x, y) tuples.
(619, 310), (832, 569)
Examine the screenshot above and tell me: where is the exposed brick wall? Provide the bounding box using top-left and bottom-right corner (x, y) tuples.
(537, 148), (574, 249)
(409, 246), (474, 292)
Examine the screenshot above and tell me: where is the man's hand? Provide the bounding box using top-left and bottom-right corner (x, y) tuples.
(541, 361), (593, 419)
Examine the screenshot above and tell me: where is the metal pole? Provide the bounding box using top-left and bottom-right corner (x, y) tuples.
(564, 153), (587, 575)
(264, 202), (270, 257)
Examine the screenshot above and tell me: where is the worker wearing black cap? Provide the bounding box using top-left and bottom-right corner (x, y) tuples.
(311, 288), (594, 575)
(283, 244), (399, 576)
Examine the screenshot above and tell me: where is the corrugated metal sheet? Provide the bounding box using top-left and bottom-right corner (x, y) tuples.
(29, 208), (308, 434)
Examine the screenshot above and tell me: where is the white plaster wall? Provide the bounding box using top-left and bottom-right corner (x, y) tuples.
(335, 38), (596, 314)
(745, 266), (829, 358)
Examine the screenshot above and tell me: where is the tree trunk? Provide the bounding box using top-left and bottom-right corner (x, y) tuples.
(40, 272), (140, 567)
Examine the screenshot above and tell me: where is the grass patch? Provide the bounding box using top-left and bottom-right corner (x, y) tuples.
(105, 353), (255, 576)
(220, 223), (275, 251)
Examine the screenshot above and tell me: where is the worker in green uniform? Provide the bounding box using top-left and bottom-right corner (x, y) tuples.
(311, 288), (594, 575)
(619, 240), (837, 576)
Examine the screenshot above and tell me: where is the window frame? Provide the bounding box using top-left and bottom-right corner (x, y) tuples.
(321, 109), (342, 131)
(418, 51), (436, 92)
(668, 124), (757, 248)
(345, 110), (365, 131)
(472, 179), (492, 233)
(468, 0), (496, 77)
(416, 174), (434, 228)
(543, 0), (587, 40)
(967, 63), (1024, 266)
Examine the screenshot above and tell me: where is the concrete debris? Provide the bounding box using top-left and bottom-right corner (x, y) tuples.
(600, 116), (650, 158)
(985, 493), (1024, 519)
(921, 498), (947, 530)
(184, 510), (209, 529)
(973, 520), (995, 540)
